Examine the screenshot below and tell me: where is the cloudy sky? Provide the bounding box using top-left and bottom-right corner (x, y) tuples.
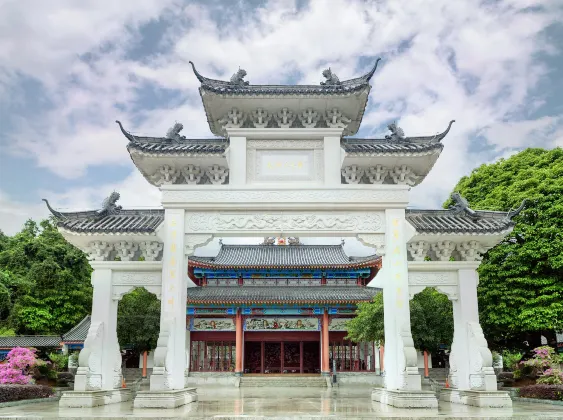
(1, 0), (562, 246)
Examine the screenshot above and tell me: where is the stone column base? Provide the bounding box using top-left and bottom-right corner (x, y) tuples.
(133, 388), (198, 409)
(440, 388), (512, 408)
(59, 389), (132, 408)
(372, 388), (438, 408)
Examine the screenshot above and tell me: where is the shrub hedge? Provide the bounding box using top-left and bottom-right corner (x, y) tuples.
(0, 384), (54, 403)
(519, 384), (563, 401)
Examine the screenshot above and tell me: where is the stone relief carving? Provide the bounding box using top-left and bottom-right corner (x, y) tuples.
(274, 108), (297, 128)
(181, 165), (203, 185)
(139, 241), (163, 261)
(325, 108), (351, 128)
(366, 165), (389, 184)
(341, 165), (364, 184)
(205, 165), (229, 185)
(151, 164), (181, 186)
(86, 241), (113, 261)
(165, 188), (408, 205)
(407, 241), (429, 261)
(390, 165), (420, 186)
(185, 234), (214, 256)
(186, 212), (384, 233)
(113, 272), (161, 286)
(247, 139), (323, 150)
(251, 108), (270, 128)
(75, 321), (104, 390)
(218, 108), (245, 129)
(408, 271), (456, 285)
(114, 241), (138, 261)
(431, 240), (456, 261)
(356, 234), (386, 256)
(299, 108), (320, 128)
(457, 240), (487, 261)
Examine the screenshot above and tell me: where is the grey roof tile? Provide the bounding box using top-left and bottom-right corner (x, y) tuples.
(406, 209), (513, 234)
(0, 336), (61, 348)
(186, 286), (380, 304)
(55, 209), (164, 234)
(127, 137), (228, 156)
(189, 60), (381, 96)
(62, 316), (90, 342)
(189, 245), (379, 269)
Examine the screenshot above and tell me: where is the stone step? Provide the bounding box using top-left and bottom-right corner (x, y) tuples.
(240, 376), (327, 388)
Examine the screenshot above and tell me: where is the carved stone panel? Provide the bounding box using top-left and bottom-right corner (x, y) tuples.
(185, 212), (384, 234)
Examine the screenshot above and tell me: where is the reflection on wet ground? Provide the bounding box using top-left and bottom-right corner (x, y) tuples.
(0, 386), (562, 419)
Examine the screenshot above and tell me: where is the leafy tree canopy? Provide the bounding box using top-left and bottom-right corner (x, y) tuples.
(0, 219), (92, 335)
(347, 288), (453, 353)
(117, 288), (161, 353)
(445, 148), (563, 349)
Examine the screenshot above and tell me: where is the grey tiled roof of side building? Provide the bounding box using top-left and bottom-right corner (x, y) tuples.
(405, 209), (513, 234)
(189, 60), (381, 96)
(127, 137), (228, 155)
(55, 209), (164, 234)
(0, 336), (61, 348)
(186, 286), (381, 304)
(189, 244), (378, 268)
(62, 316), (90, 342)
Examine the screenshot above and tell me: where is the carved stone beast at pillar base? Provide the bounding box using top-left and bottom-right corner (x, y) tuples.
(467, 322), (497, 391)
(396, 327), (421, 391)
(150, 318), (174, 391)
(74, 321), (104, 391)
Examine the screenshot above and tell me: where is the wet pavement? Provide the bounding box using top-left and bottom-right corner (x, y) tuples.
(0, 386), (562, 419)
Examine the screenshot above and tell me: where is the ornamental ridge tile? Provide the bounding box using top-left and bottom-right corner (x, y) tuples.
(0, 336), (61, 348)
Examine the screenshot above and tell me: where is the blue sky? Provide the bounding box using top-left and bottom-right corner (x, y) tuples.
(1, 0), (563, 237)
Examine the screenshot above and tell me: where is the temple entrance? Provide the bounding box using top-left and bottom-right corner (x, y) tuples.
(244, 333), (320, 374)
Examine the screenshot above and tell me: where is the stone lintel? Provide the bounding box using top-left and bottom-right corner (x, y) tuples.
(133, 388), (198, 409)
(371, 388), (438, 408)
(440, 388), (513, 408)
(59, 389), (132, 408)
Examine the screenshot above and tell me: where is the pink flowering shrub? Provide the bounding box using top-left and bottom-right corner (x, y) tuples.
(0, 347), (42, 385)
(521, 346), (563, 385)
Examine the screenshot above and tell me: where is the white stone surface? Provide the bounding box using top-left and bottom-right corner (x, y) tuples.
(59, 389), (131, 408)
(133, 388), (198, 409)
(371, 388), (438, 408)
(440, 388), (513, 408)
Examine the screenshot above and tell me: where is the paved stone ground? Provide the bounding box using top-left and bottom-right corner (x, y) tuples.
(0, 386), (562, 419)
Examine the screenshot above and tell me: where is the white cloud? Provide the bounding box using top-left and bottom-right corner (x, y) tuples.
(1, 0), (563, 234)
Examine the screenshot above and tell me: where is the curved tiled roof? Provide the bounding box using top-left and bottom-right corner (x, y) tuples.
(189, 60), (380, 96)
(406, 209), (513, 234)
(342, 120), (455, 155)
(186, 286), (381, 305)
(189, 244), (380, 269)
(49, 208), (164, 234)
(62, 316), (90, 342)
(116, 121), (228, 156)
(0, 336), (61, 349)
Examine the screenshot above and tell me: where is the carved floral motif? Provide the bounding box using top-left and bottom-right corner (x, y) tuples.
(151, 165), (181, 186)
(407, 241), (429, 261)
(139, 241), (163, 261)
(431, 240), (456, 261)
(457, 240), (487, 261)
(86, 241), (113, 261)
(114, 241), (138, 261)
(341, 165), (364, 184)
(390, 165), (420, 186)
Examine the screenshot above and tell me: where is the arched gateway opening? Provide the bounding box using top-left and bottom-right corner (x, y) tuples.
(47, 58), (517, 410)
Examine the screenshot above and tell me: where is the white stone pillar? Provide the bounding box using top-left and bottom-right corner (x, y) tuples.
(323, 136), (342, 186)
(382, 209), (420, 391)
(227, 136), (247, 186)
(150, 209), (188, 390)
(450, 269), (496, 391)
(74, 268), (121, 391)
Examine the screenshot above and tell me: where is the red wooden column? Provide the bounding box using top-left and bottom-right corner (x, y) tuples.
(321, 310), (330, 375)
(423, 350), (429, 378)
(235, 310), (243, 376)
(379, 345), (385, 373)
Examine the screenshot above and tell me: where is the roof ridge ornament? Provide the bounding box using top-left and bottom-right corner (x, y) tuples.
(449, 192), (480, 220)
(96, 192), (122, 219)
(229, 67), (250, 86)
(320, 67), (341, 86)
(505, 199), (527, 222)
(385, 121), (406, 141)
(115, 120), (136, 142)
(42, 199), (66, 220)
(165, 122), (186, 141)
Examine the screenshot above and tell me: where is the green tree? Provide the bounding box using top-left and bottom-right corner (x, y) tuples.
(347, 288), (453, 353)
(445, 148), (563, 349)
(0, 219), (92, 335)
(117, 288), (161, 353)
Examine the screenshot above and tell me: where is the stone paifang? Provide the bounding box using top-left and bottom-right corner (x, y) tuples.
(44, 56), (524, 410)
